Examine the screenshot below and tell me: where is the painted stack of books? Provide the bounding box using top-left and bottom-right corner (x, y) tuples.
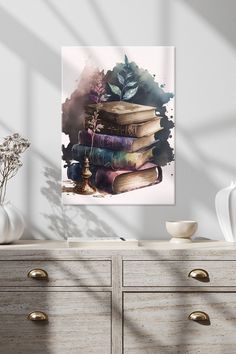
(72, 101), (163, 194)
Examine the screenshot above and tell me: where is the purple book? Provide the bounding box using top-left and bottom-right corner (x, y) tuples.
(79, 129), (156, 153)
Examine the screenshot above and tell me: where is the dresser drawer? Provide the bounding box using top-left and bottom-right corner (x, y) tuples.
(0, 291), (111, 354)
(123, 292), (236, 353)
(123, 260), (236, 287)
(0, 260), (111, 287)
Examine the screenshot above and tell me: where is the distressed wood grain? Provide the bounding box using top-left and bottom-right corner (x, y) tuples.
(0, 241), (236, 354)
(0, 260), (111, 287)
(0, 291), (111, 354)
(0, 240), (236, 260)
(112, 255), (123, 354)
(123, 260), (236, 287)
(123, 292), (236, 354)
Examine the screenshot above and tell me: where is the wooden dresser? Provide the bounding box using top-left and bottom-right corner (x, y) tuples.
(0, 240), (236, 354)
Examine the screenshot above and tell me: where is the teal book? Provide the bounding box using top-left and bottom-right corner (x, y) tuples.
(72, 145), (153, 170)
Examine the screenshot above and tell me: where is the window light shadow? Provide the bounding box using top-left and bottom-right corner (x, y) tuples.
(41, 166), (119, 239)
(0, 5), (60, 87)
(182, 0), (236, 50)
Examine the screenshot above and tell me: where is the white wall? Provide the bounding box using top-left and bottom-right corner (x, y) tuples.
(0, 0), (235, 240)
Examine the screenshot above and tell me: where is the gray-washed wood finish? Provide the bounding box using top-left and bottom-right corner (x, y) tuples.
(0, 260), (111, 287)
(123, 260), (236, 287)
(0, 240), (236, 354)
(123, 292), (236, 354)
(0, 240), (236, 260)
(0, 291), (111, 354)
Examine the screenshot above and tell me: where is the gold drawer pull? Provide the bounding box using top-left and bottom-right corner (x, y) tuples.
(27, 311), (48, 321)
(28, 269), (48, 280)
(188, 311), (209, 322)
(188, 269), (209, 280)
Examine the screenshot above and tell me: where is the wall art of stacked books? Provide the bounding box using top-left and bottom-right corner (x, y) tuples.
(72, 101), (163, 194)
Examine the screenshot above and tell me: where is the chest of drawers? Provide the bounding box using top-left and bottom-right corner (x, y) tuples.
(0, 240), (235, 354)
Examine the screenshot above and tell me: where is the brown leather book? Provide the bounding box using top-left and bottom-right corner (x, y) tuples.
(85, 117), (162, 138)
(95, 163), (162, 194)
(86, 101), (158, 125)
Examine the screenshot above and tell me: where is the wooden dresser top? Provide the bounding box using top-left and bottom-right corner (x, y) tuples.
(0, 239), (235, 260)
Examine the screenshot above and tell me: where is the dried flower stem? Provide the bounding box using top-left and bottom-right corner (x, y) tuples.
(0, 133), (30, 204)
(89, 108), (100, 157)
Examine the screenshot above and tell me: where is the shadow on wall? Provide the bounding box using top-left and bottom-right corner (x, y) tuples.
(182, 0), (236, 49)
(0, 4), (120, 240)
(41, 166), (118, 240)
(0, 119), (118, 240)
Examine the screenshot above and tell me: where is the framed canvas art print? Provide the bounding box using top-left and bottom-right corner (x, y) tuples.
(62, 46), (175, 205)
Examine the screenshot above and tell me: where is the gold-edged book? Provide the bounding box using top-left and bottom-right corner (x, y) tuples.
(86, 101), (159, 125)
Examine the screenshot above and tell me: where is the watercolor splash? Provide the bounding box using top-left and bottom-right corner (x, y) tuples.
(62, 56), (174, 166)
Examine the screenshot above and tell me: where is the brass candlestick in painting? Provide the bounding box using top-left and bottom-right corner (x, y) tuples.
(73, 157), (96, 195)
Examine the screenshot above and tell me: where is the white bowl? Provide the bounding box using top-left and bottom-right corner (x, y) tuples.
(166, 220), (198, 243)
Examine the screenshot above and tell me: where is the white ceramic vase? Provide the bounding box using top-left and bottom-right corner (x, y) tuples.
(215, 182), (236, 242)
(0, 202), (25, 244)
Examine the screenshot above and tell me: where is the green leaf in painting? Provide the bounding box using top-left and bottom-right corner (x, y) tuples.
(123, 86), (138, 100)
(117, 73), (125, 85)
(126, 72), (133, 79)
(125, 81), (137, 88)
(108, 83), (121, 97)
(120, 69), (127, 76)
(124, 55), (129, 66)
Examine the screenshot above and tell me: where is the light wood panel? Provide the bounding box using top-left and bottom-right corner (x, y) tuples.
(123, 260), (236, 287)
(112, 255), (123, 354)
(0, 291), (111, 354)
(0, 260), (111, 287)
(0, 240), (236, 261)
(123, 292), (236, 354)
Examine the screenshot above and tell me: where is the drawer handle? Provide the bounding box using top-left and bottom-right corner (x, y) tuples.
(188, 311), (209, 322)
(27, 311), (48, 321)
(188, 269), (209, 280)
(28, 269), (48, 280)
